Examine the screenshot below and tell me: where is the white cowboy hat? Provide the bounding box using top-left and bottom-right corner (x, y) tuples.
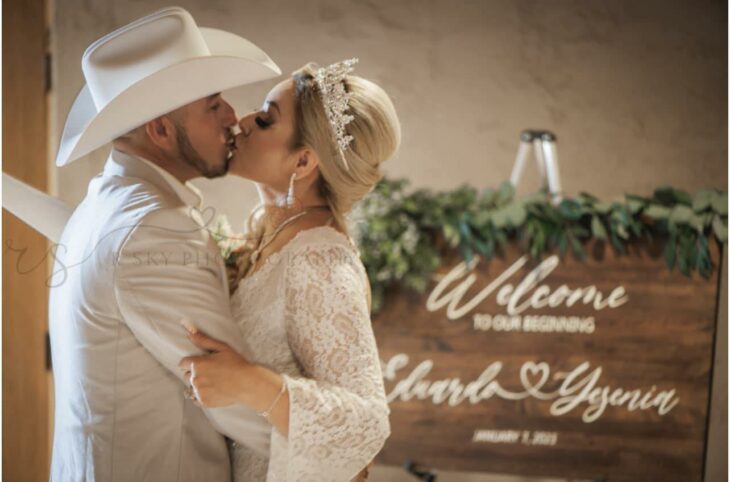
(55, 6), (282, 166)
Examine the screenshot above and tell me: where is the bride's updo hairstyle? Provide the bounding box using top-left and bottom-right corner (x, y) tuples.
(290, 62), (401, 232)
(231, 63), (400, 289)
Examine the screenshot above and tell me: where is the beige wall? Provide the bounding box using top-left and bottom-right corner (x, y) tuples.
(51, 0), (727, 221)
(50, 1), (727, 481)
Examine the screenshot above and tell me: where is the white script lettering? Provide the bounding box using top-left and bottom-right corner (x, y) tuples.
(427, 255), (629, 320)
(383, 354), (679, 423)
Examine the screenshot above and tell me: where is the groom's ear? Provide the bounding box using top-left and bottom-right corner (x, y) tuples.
(144, 116), (177, 151)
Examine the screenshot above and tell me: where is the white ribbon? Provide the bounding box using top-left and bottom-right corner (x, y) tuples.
(2, 173), (73, 244)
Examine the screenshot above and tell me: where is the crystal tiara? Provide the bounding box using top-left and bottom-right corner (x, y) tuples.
(314, 58), (359, 171)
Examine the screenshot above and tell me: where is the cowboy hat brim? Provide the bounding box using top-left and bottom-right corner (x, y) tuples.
(55, 28), (282, 166)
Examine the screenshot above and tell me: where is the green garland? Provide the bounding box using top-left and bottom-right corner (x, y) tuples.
(351, 178), (728, 313)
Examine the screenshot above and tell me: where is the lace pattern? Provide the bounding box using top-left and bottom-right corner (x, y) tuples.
(230, 227), (390, 481)
(229, 438), (269, 481)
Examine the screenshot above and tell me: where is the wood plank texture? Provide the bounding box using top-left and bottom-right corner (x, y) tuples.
(2, 0), (51, 480)
(373, 239), (721, 482)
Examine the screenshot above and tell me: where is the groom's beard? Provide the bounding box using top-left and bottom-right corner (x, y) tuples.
(175, 124), (230, 179)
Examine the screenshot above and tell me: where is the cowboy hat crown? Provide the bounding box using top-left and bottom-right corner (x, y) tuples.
(56, 6), (281, 166)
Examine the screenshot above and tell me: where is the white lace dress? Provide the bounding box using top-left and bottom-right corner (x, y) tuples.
(228, 226), (391, 481)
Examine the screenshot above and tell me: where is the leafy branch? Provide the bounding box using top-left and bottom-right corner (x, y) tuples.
(351, 179), (727, 313)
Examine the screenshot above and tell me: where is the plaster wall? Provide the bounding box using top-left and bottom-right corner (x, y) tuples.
(52, 0), (727, 221)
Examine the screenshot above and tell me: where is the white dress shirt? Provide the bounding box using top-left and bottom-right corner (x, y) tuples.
(49, 149), (270, 482)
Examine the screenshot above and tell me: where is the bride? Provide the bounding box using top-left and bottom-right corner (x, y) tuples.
(178, 58), (401, 481)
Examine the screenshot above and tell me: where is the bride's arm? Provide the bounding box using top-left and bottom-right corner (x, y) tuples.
(178, 242), (390, 479)
(179, 331), (291, 436)
(277, 244), (391, 480)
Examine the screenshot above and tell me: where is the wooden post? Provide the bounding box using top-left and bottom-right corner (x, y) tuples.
(2, 0), (51, 480)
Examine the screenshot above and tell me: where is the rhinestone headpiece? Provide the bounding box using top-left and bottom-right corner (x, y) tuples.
(314, 58), (359, 171)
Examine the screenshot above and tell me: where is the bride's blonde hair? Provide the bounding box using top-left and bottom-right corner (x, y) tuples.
(290, 62), (401, 230)
(231, 62), (401, 286)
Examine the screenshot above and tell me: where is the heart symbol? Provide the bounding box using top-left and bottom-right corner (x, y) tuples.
(189, 206), (217, 229)
(520, 361), (550, 397)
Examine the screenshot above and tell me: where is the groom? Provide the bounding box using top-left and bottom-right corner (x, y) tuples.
(49, 8), (280, 481)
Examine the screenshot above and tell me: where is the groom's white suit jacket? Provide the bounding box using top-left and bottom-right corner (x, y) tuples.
(49, 149), (270, 482)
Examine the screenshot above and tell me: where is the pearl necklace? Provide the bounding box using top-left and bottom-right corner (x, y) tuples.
(245, 205), (331, 278)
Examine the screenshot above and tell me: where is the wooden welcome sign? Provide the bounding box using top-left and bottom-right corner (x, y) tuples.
(372, 238), (721, 481)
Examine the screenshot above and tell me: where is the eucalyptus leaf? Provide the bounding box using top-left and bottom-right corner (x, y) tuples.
(443, 224), (459, 247)
(559, 199), (583, 220)
(701, 212), (714, 229)
(667, 221), (678, 236)
(558, 231), (568, 257)
(591, 216), (608, 240)
(497, 182), (515, 205)
(491, 207), (510, 228)
(653, 186), (676, 205)
(669, 205), (695, 224)
(692, 190), (714, 212)
(655, 186), (692, 206)
(712, 192), (728, 215)
(674, 190), (693, 206)
(354, 176), (727, 314)
(570, 235), (585, 260)
(678, 234), (697, 274)
(713, 215), (728, 242)
(629, 219), (643, 237)
(507, 204), (527, 226)
(609, 232), (625, 255)
(626, 198), (645, 214)
(611, 206), (631, 226)
(644, 205), (671, 220)
(481, 188), (497, 205)
(594, 201), (612, 214)
(402, 198), (419, 212)
(572, 225), (590, 238)
(494, 230), (508, 246)
(577, 192), (599, 205)
(688, 213), (704, 233)
(473, 207), (493, 225)
(522, 192), (549, 204)
(695, 235), (712, 278)
(458, 219), (472, 240)
(460, 244), (474, 263)
(474, 238), (494, 258)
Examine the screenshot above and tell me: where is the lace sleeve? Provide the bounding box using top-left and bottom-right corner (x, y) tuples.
(276, 243), (391, 481)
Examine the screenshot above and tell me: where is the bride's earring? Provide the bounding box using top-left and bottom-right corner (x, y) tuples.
(286, 172), (297, 207)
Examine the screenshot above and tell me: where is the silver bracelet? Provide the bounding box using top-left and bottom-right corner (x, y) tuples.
(257, 378), (287, 421)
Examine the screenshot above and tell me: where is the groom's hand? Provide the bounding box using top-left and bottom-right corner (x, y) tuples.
(178, 323), (255, 408)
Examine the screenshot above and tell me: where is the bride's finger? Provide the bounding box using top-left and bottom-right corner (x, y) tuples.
(187, 330), (230, 353)
(180, 317), (199, 335)
(178, 356), (201, 370)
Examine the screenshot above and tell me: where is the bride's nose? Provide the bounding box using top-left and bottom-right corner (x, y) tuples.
(237, 111), (256, 137)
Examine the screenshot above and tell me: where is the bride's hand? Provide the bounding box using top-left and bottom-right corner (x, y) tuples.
(178, 324), (254, 408)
